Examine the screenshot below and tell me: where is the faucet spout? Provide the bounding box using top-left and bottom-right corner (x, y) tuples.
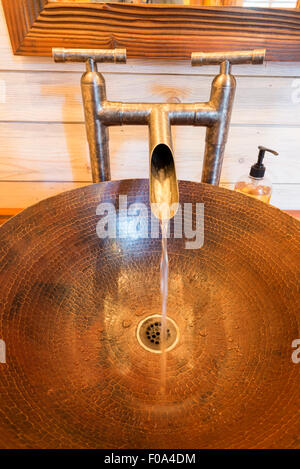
(149, 108), (179, 221)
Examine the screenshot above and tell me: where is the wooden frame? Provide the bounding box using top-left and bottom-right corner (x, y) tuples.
(2, 0), (300, 61)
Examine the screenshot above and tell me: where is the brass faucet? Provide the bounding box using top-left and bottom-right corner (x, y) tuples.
(53, 48), (265, 217)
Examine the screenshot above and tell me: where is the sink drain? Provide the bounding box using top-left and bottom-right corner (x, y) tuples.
(137, 314), (179, 353)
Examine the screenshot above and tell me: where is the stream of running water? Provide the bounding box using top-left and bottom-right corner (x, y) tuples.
(160, 218), (169, 394)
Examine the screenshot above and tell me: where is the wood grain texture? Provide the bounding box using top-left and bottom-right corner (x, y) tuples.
(1, 71), (300, 125)
(1, 2), (300, 75)
(0, 4), (299, 210)
(2, 1), (300, 61)
(0, 181), (89, 209)
(1, 123), (300, 184)
(0, 180), (298, 210)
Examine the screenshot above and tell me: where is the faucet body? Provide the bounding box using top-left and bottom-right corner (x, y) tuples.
(53, 48), (265, 203)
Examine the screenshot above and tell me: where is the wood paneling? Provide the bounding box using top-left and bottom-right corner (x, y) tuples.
(0, 4), (299, 210)
(0, 181), (89, 209)
(1, 71), (300, 125)
(1, 123), (300, 184)
(2, 1), (300, 61)
(0, 180), (298, 210)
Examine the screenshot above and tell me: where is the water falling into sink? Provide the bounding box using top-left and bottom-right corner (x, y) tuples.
(160, 218), (168, 394)
(149, 137), (179, 395)
(151, 169), (178, 395)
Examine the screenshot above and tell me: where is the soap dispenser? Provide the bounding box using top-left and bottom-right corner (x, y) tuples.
(234, 146), (278, 203)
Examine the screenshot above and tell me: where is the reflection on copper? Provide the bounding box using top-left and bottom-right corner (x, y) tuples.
(0, 179), (299, 448)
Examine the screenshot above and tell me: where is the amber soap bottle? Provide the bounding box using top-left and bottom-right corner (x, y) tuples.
(234, 146), (278, 204)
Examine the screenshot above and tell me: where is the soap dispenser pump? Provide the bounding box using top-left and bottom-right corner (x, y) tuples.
(234, 146), (278, 203)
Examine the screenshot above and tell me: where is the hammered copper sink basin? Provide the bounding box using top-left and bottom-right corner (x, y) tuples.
(0, 179), (299, 449)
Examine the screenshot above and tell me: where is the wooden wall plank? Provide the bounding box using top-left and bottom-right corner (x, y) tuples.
(1, 71), (300, 125)
(0, 123), (299, 184)
(0, 180), (298, 210)
(0, 4), (299, 211)
(0, 180), (89, 209)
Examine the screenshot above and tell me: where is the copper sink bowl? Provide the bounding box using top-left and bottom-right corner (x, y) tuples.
(0, 179), (299, 449)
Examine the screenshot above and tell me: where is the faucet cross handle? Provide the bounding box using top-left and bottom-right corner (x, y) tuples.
(52, 48), (127, 65)
(191, 49), (266, 71)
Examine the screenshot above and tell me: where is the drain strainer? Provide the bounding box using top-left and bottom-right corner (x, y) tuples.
(137, 314), (179, 353)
